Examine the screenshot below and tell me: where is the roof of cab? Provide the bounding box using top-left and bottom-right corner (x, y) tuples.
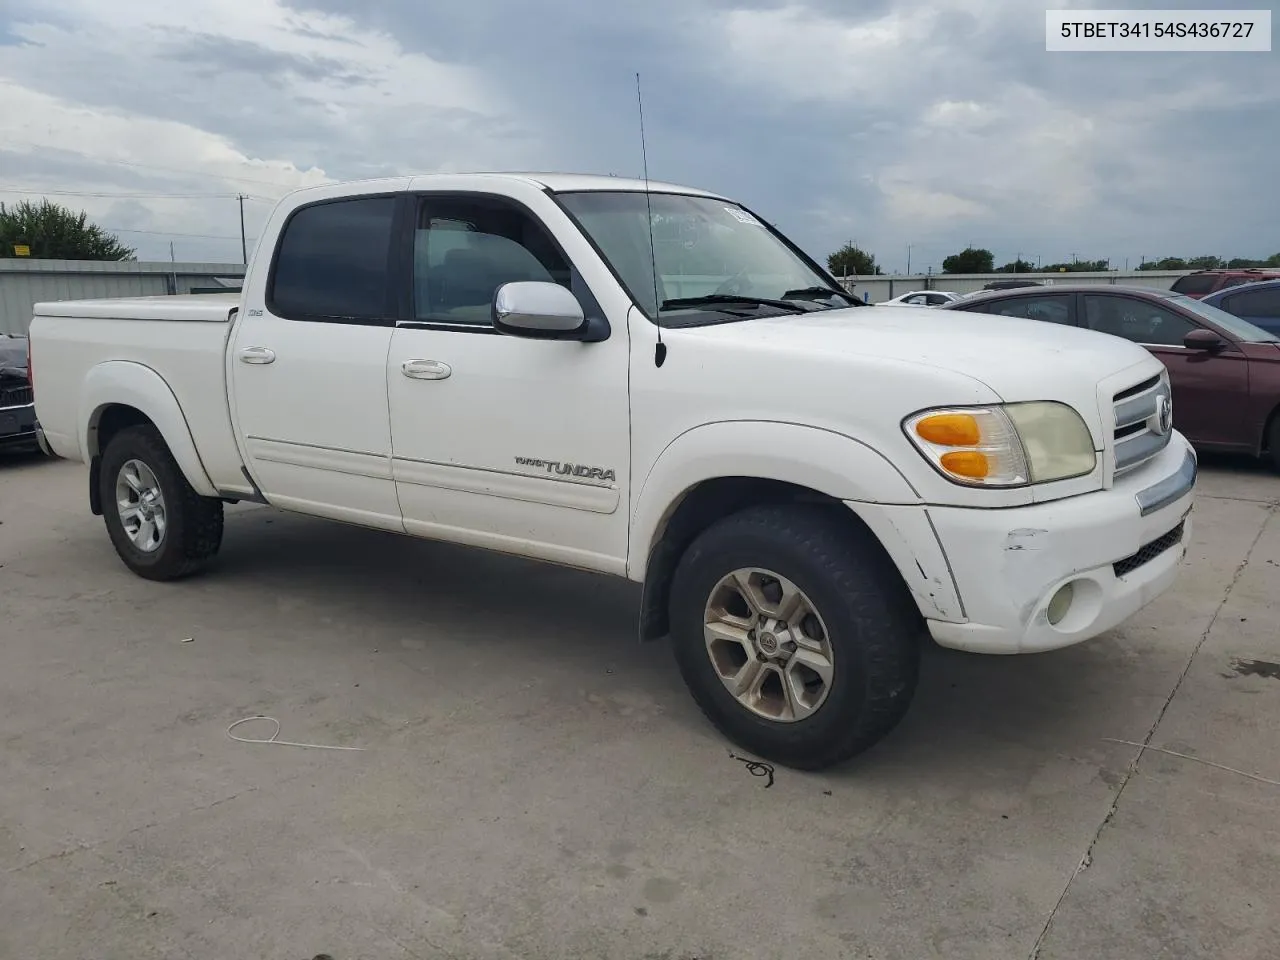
(279, 172), (727, 202)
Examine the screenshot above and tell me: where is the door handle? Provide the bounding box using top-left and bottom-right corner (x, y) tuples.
(401, 359), (452, 380)
(238, 346), (276, 364)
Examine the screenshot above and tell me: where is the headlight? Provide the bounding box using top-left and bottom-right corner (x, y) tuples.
(904, 402), (1096, 487)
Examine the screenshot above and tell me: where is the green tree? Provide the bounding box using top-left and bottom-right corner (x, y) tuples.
(1186, 255), (1224, 271)
(1041, 258), (1109, 273)
(1138, 257), (1188, 271)
(0, 199), (135, 261)
(995, 259), (1035, 273)
(942, 247), (994, 273)
(827, 243), (879, 277)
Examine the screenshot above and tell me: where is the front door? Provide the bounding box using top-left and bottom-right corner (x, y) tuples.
(1081, 293), (1251, 448)
(385, 192), (631, 573)
(231, 193), (403, 529)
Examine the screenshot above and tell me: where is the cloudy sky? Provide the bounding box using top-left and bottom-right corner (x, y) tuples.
(1, 0), (1276, 271)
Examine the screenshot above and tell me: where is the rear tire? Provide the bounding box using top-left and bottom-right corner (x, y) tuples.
(668, 504), (921, 771)
(100, 425), (224, 581)
(1268, 416), (1280, 472)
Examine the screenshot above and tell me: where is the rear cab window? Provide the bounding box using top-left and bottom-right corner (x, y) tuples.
(1169, 274), (1219, 296)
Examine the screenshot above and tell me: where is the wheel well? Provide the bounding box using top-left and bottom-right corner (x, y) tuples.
(638, 477), (876, 641)
(87, 405), (153, 515)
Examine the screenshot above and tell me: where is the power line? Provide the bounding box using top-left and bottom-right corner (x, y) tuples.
(0, 185), (241, 199)
(104, 226), (259, 241)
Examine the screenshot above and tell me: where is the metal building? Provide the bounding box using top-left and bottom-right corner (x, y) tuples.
(0, 259), (246, 336)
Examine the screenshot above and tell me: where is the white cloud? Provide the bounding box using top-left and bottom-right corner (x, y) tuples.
(0, 0), (534, 259)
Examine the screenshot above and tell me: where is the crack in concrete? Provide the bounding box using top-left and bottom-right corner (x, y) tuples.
(5, 786), (261, 876)
(1026, 503), (1277, 960)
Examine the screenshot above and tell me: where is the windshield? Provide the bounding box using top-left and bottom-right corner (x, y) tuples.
(1169, 294), (1279, 342)
(555, 191), (853, 323)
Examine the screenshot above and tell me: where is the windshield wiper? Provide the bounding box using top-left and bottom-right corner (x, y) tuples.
(659, 294), (809, 314)
(781, 285), (854, 303)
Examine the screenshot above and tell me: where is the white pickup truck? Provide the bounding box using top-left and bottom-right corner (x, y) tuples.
(29, 173), (1196, 769)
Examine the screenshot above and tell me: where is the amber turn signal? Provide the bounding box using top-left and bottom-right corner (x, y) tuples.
(915, 413), (981, 447)
(939, 450), (990, 478)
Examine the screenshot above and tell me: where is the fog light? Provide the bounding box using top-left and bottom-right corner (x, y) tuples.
(1047, 582), (1074, 626)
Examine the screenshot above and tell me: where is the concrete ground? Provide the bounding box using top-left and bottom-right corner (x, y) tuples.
(1, 452), (1277, 960)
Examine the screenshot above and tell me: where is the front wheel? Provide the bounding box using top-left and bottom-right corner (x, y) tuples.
(668, 504), (921, 770)
(100, 424), (224, 581)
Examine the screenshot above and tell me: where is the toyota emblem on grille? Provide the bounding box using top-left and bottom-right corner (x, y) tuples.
(1153, 394), (1172, 436)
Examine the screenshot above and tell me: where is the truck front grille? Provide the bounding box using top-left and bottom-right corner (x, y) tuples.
(1113, 520), (1185, 578)
(1112, 374), (1171, 476)
(0, 383), (33, 408)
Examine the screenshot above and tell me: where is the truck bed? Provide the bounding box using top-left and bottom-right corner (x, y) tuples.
(30, 293), (250, 495)
(34, 292), (240, 323)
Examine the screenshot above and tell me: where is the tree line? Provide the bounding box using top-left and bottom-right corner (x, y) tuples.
(827, 242), (1280, 277)
(1, 200), (135, 260)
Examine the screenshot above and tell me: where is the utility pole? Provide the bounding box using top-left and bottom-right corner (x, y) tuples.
(169, 241), (177, 295)
(238, 195), (248, 265)
(906, 243), (912, 275)
(1015, 251), (1021, 274)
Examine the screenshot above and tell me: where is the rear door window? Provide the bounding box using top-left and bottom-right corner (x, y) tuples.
(269, 196), (398, 322)
(979, 294), (1074, 325)
(1225, 287), (1280, 318)
(1083, 295), (1197, 346)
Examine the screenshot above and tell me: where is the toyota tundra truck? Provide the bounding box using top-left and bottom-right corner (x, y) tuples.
(27, 173), (1197, 769)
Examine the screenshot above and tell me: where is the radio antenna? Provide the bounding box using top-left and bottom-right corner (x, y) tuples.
(636, 72), (666, 368)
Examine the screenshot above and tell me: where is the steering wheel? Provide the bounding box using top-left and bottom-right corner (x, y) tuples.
(714, 268), (752, 296)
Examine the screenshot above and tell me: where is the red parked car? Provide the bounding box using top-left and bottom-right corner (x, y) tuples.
(943, 285), (1280, 467)
(1169, 268), (1280, 299)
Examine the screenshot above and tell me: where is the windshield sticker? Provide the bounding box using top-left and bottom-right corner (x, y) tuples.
(725, 207), (762, 226)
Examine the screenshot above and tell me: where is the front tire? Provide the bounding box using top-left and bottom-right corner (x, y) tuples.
(668, 504), (921, 770)
(100, 425), (224, 581)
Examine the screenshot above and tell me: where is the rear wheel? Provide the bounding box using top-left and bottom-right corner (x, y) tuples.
(668, 504), (922, 770)
(100, 425), (224, 580)
(1268, 416), (1280, 472)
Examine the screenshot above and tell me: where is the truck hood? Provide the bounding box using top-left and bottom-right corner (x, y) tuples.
(679, 305), (1160, 403)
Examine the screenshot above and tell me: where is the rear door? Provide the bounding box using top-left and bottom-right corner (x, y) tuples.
(961, 292), (1077, 326)
(1080, 293), (1251, 449)
(230, 192), (404, 529)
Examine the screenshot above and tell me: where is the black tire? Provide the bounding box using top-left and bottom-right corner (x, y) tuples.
(99, 424), (224, 581)
(1268, 416), (1280, 472)
(668, 504), (921, 770)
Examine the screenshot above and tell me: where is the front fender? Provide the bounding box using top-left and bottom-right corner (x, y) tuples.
(80, 361), (218, 498)
(627, 420), (922, 580)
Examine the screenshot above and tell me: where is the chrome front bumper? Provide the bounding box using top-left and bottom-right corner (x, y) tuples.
(1136, 448), (1196, 517)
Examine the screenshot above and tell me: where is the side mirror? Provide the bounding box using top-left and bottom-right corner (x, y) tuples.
(493, 281), (587, 339)
(1183, 328), (1226, 352)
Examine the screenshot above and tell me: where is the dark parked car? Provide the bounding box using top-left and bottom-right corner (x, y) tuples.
(982, 279), (1044, 290)
(1168, 268), (1280, 299)
(943, 285), (1280, 467)
(0, 334), (37, 453)
(1202, 278), (1280, 337)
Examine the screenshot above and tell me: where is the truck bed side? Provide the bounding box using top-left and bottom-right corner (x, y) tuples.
(30, 294), (249, 495)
